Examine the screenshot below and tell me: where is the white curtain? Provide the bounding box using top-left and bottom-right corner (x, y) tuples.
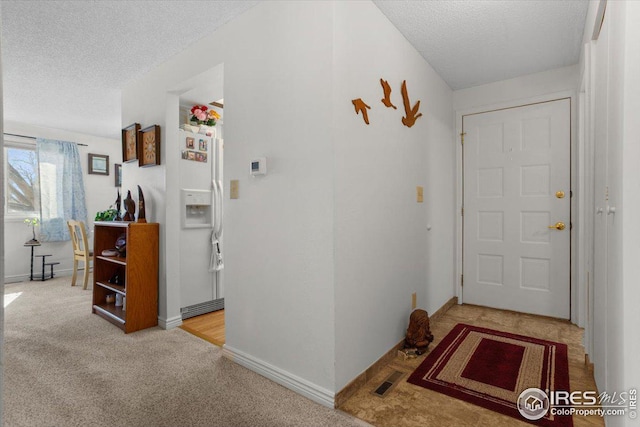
(36, 139), (88, 241)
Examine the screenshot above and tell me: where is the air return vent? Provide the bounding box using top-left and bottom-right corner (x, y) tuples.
(373, 370), (404, 397)
(181, 298), (224, 320)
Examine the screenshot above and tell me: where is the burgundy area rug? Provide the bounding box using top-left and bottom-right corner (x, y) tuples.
(407, 323), (573, 427)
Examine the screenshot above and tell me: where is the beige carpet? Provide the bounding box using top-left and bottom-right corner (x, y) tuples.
(3, 277), (370, 427)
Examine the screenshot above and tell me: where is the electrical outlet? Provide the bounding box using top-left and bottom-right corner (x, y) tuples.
(411, 292), (417, 309)
(230, 180), (239, 199)
(416, 186), (423, 203)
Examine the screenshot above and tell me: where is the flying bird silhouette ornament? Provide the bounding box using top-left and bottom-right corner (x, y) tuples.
(380, 78), (397, 109)
(400, 80), (422, 128)
(352, 98), (371, 125)
(351, 79), (422, 127)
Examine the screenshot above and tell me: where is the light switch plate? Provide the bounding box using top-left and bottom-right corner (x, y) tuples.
(230, 180), (239, 199)
(416, 186), (424, 203)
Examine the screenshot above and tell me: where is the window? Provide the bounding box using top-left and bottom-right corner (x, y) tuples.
(4, 140), (39, 216)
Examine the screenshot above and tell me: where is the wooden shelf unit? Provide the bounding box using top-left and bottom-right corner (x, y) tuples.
(92, 221), (159, 333)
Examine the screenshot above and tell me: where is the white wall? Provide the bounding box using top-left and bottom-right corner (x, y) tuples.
(332, 1), (454, 391)
(453, 64), (579, 111)
(122, 0), (336, 397)
(3, 121), (121, 281)
(122, 0), (458, 399)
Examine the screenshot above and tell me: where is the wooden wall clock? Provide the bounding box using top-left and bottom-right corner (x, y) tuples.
(122, 123), (140, 163)
(138, 125), (161, 167)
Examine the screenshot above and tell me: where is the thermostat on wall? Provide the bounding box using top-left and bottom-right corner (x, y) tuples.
(250, 157), (267, 176)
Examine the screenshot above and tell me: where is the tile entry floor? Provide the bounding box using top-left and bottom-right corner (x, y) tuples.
(340, 304), (604, 427)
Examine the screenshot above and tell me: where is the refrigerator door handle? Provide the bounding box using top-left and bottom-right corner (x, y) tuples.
(211, 180), (218, 234)
(214, 179), (223, 237)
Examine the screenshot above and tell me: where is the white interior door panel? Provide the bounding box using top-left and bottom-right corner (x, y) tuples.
(463, 99), (571, 318)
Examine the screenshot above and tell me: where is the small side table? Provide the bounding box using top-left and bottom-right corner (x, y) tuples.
(24, 240), (41, 281)
(35, 254), (59, 281)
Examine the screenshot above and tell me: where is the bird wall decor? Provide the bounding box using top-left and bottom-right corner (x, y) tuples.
(351, 78), (422, 128)
(380, 78), (397, 109)
(352, 98), (371, 125)
(400, 80), (422, 128)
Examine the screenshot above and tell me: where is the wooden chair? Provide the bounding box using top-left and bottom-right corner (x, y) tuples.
(67, 220), (93, 289)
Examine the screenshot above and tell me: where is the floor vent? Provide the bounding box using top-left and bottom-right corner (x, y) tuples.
(373, 370), (404, 398)
(181, 298), (224, 320)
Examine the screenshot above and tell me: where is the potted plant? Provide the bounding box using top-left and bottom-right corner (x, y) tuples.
(95, 208), (118, 222)
(24, 217), (40, 244)
(189, 104), (220, 136)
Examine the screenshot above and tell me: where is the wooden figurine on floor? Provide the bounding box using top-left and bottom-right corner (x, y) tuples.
(404, 309), (434, 355)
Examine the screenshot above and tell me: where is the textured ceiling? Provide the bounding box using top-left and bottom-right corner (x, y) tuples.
(373, 0), (590, 90)
(1, 0), (259, 140)
(1, 1), (589, 140)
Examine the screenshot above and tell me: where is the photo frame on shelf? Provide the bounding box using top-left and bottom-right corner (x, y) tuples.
(122, 123), (140, 163)
(88, 153), (109, 175)
(114, 164), (122, 187)
(138, 125), (161, 167)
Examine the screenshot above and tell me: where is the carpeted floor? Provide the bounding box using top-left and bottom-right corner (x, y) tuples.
(3, 277), (370, 427)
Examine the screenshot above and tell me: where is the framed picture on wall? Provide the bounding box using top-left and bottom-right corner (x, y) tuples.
(122, 123), (140, 163)
(114, 164), (122, 187)
(88, 153), (109, 175)
(138, 124), (161, 167)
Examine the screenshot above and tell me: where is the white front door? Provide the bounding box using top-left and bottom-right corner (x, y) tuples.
(463, 99), (571, 318)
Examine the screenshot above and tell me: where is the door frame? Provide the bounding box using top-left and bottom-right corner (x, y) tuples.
(455, 90), (582, 324)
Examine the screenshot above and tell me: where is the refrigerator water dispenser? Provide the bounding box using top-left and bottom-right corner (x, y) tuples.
(181, 189), (212, 229)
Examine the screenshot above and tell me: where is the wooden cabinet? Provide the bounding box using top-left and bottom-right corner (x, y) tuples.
(92, 221), (159, 333)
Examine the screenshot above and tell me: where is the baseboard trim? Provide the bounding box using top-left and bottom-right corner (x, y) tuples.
(5, 268), (76, 283)
(431, 296), (458, 321)
(222, 345), (334, 408)
(334, 295), (458, 408)
(585, 354), (594, 375)
(159, 315), (183, 330)
(4, 274), (30, 284)
(335, 338), (405, 408)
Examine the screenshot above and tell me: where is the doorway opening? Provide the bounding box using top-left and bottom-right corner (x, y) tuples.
(461, 98), (572, 319)
(173, 64), (226, 346)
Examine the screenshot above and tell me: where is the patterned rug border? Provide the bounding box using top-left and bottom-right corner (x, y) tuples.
(407, 323), (572, 427)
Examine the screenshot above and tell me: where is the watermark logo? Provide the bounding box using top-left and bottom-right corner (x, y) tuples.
(518, 388), (637, 420)
(517, 388), (549, 420)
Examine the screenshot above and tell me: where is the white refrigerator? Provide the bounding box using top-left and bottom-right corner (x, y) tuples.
(178, 128), (224, 319)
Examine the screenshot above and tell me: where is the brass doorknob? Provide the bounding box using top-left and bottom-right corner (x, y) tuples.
(548, 222), (565, 230)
